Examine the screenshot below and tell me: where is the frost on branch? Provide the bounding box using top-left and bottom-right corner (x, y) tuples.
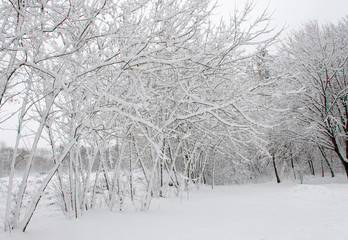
(1, 0), (280, 232)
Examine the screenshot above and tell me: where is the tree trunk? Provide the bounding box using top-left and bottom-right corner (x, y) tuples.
(335, 150), (348, 178)
(290, 148), (296, 180)
(345, 140), (348, 178)
(160, 161), (163, 197)
(331, 138), (348, 178)
(212, 157), (216, 189)
(129, 138), (134, 202)
(20, 138), (77, 232)
(342, 160), (348, 178)
(272, 153), (281, 183)
(308, 159), (315, 175)
(317, 145), (335, 177)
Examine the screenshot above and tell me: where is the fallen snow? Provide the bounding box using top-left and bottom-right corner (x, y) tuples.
(1, 175), (347, 240)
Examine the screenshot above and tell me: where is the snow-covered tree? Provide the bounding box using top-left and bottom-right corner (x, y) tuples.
(3, 0), (279, 232)
(281, 17), (348, 178)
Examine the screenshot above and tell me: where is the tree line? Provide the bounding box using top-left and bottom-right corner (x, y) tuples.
(0, 0), (347, 232)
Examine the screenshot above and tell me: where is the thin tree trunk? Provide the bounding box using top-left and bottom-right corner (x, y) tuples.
(159, 161), (163, 197)
(308, 159), (315, 175)
(74, 145), (80, 218)
(13, 90), (58, 228)
(82, 145), (100, 210)
(69, 147), (76, 218)
(131, 136), (149, 185)
(159, 138), (166, 197)
(272, 153), (281, 183)
(20, 138), (77, 232)
(129, 138), (134, 202)
(48, 125), (70, 215)
(212, 157), (216, 189)
(4, 81), (31, 231)
(109, 138), (125, 211)
(317, 144), (335, 177)
(345, 139), (348, 178)
(290, 148), (296, 180)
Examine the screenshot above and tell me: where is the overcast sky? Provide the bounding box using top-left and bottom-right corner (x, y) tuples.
(216, 0), (348, 35)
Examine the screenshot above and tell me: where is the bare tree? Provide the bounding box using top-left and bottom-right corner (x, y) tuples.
(282, 18), (348, 178)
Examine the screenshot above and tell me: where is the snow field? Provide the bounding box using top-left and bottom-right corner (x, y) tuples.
(0, 175), (347, 240)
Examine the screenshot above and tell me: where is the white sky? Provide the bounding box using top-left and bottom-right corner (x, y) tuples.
(216, 0), (348, 35)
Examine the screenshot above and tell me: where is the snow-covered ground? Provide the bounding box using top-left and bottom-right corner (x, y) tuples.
(1, 175), (347, 240)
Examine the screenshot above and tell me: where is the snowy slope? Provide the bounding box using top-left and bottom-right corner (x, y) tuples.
(1, 175), (347, 240)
